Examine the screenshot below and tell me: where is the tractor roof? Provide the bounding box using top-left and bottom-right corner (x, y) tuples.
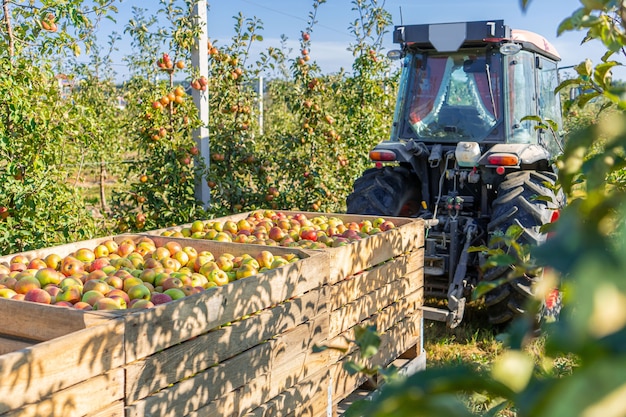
(393, 19), (560, 61)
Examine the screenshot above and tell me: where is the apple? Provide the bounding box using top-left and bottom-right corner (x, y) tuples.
(161, 277), (184, 291)
(94, 297), (124, 310)
(215, 256), (234, 272)
(81, 290), (105, 306)
(83, 279), (110, 295)
(236, 263), (258, 279)
(181, 284), (201, 296)
(127, 284), (151, 300)
(14, 276), (41, 294)
(60, 256), (84, 277)
(27, 258), (47, 270)
(123, 277), (146, 292)
(55, 286), (82, 304)
(93, 244), (110, 258)
(163, 288), (186, 300)
(74, 248), (96, 263)
(268, 226), (285, 242)
(151, 292), (173, 305)
(24, 288), (52, 304)
(223, 220), (238, 234)
(0, 288), (18, 299)
(207, 269), (229, 286)
(130, 299), (155, 309)
(379, 220), (395, 231)
(255, 250), (275, 269)
(73, 301), (93, 310)
(107, 289), (130, 306)
(35, 267), (63, 287)
(270, 257), (290, 269)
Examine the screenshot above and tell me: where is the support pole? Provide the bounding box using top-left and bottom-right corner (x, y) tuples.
(258, 76), (264, 136)
(191, 0), (210, 208)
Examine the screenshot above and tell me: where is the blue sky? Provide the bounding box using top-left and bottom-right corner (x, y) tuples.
(99, 0), (614, 80)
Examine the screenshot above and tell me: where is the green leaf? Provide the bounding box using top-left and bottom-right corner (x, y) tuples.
(473, 279), (507, 299)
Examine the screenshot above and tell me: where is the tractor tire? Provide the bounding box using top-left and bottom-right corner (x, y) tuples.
(346, 166), (421, 216)
(484, 170), (564, 325)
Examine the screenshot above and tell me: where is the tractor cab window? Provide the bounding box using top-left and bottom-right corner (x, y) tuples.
(405, 51), (502, 141)
(506, 51), (538, 144)
(537, 57), (564, 156)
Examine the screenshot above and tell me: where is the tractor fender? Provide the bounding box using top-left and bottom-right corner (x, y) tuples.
(478, 143), (552, 167)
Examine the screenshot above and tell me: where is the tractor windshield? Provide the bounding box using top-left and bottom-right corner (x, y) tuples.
(399, 50), (503, 142)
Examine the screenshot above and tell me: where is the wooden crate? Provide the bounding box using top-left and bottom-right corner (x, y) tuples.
(0, 234), (329, 416)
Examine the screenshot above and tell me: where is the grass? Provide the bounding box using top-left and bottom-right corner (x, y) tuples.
(421, 299), (579, 416)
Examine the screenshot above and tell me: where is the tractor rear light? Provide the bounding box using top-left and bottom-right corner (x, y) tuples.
(550, 209), (560, 223)
(369, 150), (396, 161)
(496, 166), (506, 175)
(455, 142), (481, 167)
(488, 153), (519, 166)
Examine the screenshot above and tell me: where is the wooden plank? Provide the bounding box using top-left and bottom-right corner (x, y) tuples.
(243, 368), (329, 417)
(0, 319), (125, 414)
(125, 287), (328, 404)
(184, 374), (270, 417)
(326, 288), (423, 364)
(122, 247), (328, 362)
(0, 298), (112, 342)
(1, 368), (124, 417)
(87, 401), (124, 417)
(329, 270), (423, 338)
(127, 316), (330, 417)
(0, 336), (34, 355)
(329, 250), (423, 311)
(125, 342), (275, 417)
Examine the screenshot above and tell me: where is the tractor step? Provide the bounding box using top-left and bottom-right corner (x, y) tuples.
(424, 255), (445, 276)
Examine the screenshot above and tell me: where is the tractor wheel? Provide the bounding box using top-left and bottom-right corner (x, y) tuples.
(484, 170), (564, 325)
(346, 166), (421, 216)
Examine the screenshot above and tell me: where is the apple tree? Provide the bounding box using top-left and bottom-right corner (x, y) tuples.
(109, 1), (209, 231)
(0, 0), (118, 253)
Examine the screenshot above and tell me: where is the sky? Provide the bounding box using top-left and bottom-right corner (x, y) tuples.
(96, 0), (615, 81)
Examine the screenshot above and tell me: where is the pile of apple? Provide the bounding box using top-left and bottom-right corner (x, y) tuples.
(159, 210), (397, 249)
(0, 236), (299, 310)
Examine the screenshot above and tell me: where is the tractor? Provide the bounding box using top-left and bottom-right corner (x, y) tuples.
(346, 20), (565, 328)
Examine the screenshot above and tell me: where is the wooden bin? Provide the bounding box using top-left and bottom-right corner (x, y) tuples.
(0, 234), (330, 416)
(145, 212), (426, 415)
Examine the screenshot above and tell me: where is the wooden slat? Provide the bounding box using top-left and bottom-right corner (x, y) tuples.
(1, 369), (124, 417)
(87, 401), (125, 417)
(330, 310), (423, 408)
(125, 342), (275, 417)
(127, 315), (329, 417)
(125, 287), (328, 404)
(243, 368), (329, 417)
(329, 270), (423, 338)
(0, 298), (112, 342)
(329, 250), (423, 311)
(0, 336), (34, 355)
(0, 319), (125, 414)
(326, 288), (423, 364)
